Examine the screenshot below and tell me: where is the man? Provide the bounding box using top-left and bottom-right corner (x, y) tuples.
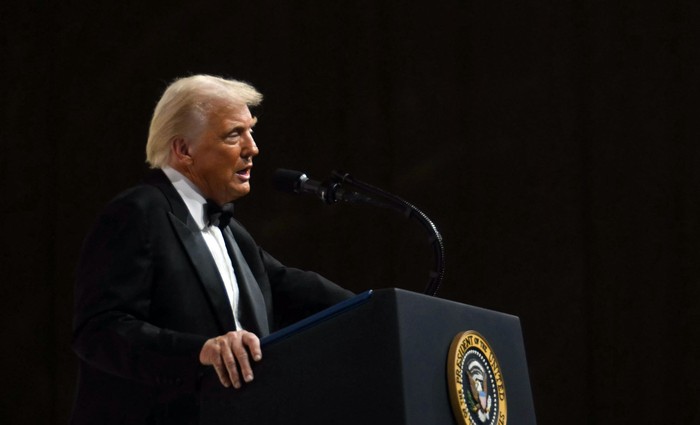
(71, 75), (353, 424)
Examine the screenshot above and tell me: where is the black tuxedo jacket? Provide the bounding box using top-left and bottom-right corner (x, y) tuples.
(71, 170), (353, 425)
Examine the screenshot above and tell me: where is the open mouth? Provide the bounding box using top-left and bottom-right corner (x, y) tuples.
(236, 166), (252, 181)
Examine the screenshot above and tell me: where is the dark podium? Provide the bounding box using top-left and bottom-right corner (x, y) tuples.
(200, 289), (536, 424)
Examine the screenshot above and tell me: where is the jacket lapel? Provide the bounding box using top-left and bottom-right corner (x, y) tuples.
(221, 227), (270, 337)
(146, 170), (237, 333)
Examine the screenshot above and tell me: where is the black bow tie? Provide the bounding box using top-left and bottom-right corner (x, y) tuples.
(205, 200), (235, 229)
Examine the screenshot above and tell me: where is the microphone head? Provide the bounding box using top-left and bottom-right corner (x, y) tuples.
(272, 168), (307, 193)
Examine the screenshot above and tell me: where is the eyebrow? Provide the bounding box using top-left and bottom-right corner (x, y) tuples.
(225, 117), (258, 136)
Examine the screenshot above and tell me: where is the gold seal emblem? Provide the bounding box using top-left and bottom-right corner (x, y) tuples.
(447, 331), (507, 425)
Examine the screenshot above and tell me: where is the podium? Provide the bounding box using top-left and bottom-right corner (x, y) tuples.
(200, 289), (536, 424)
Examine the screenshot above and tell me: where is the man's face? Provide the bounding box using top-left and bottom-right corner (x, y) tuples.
(185, 103), (259, 204)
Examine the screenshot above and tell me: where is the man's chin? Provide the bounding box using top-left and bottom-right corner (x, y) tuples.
(225, 185), (251, 203)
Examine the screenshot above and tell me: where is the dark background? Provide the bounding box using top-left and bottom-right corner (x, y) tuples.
(2, 1), (699, 423)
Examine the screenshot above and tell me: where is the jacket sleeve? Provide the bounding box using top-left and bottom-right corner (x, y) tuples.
(259, 247), (355, 330)
(72, 193), (207, 393)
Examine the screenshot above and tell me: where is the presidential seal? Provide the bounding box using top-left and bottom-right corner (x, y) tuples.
(447, 331), (507, 425)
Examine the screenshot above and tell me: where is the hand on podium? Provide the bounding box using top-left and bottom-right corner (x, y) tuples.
(199, 330), (263, 389)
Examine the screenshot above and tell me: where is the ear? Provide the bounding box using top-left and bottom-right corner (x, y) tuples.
(170, 137), (193, 165)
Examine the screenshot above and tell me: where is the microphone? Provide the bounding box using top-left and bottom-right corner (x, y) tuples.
(272, 169), (375, 205)
(273, 167), (446, 296)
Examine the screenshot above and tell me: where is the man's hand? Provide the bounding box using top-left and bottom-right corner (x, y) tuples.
(199, 330), (262, 389)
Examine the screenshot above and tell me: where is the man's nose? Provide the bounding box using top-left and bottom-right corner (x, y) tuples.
(242, 134), (259, 158)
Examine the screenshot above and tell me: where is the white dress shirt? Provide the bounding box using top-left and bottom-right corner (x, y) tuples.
(162, 166), (243, 330)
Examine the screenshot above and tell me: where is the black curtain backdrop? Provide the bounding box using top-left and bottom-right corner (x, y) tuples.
(2, 1), (699, 423)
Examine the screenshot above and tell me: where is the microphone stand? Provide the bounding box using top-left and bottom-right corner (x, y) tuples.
(328, 171), (445, 297)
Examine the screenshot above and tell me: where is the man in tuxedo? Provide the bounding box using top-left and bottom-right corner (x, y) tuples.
(71, 75), (353, 424)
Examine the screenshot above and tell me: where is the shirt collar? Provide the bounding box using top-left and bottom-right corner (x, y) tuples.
(162, 166), (208, 230)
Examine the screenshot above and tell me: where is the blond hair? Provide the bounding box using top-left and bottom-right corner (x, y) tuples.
(146, 75), (263, 168)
